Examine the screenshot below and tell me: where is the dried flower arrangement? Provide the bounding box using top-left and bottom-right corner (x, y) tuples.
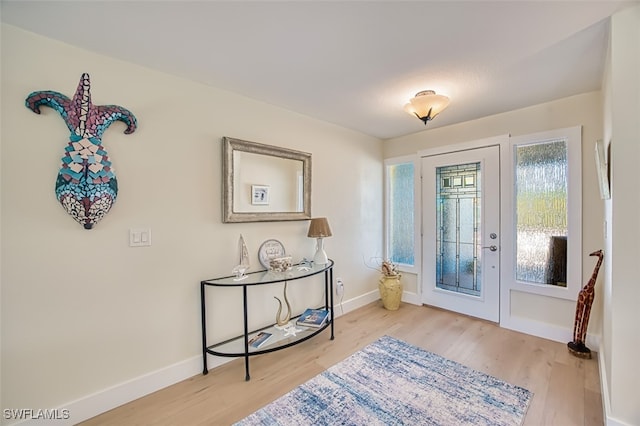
(381, 260), (400, 277)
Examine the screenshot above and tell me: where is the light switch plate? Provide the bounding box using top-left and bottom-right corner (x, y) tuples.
(129, 228), (152, 247)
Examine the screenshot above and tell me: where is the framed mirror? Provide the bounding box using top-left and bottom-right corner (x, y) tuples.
(222, 137), (312, 223)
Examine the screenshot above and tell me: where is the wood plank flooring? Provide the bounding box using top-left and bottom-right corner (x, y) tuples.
(82, 302), (603, 425)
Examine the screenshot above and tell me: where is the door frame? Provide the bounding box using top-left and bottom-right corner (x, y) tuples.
(417, 135), (510, 322)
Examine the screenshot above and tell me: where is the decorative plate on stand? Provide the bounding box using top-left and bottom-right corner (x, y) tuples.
(258, 239), (286, 269)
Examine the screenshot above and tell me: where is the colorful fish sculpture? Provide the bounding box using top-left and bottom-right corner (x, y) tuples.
(26, 73), (137, 229)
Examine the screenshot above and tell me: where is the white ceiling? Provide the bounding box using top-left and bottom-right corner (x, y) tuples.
(1, 1), (636, 139)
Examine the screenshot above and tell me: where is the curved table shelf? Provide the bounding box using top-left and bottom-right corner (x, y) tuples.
(200, 260), (334, 380)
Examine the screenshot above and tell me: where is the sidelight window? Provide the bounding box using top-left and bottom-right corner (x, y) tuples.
(384, 156), (419, 272)
(515, 139), (568, 286)
(507, 126), (582, 300)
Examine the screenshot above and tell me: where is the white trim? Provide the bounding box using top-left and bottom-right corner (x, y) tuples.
(503, 126), (583, 301)
(9, 355), (205, 426)
(418, 134), (510, 158)
(500, 309), (600, 350)
(401, 290), (422, 306)
(333, 290), (381, 317)
(500, 127), (586, 368)
(597, 350), (633, 426)
(383, 155), (421, 275)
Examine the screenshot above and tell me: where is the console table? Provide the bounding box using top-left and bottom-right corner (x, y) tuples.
(200, 260), (334, 380)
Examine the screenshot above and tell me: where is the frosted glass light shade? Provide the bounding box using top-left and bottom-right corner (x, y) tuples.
(404, 90), (450, 124)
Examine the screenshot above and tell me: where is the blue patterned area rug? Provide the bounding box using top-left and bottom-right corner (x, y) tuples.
(235, 335), (532, 426)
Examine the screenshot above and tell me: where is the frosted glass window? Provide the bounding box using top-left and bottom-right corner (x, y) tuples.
(435, 163), (481, 297)
(515, 140), (568, 286)
(388, 163), (415, 266)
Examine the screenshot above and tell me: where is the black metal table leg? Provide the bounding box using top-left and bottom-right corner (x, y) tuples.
(243, 285), (250, 381)
(201, 282), (209, 375)
(329, 267), (335, 340)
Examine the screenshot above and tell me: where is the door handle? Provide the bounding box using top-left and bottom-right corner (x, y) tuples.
(482, 245), (498, 252)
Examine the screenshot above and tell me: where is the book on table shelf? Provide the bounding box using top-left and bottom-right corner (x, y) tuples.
(296, 308), (330, 328)
(248, 331), (273, 349)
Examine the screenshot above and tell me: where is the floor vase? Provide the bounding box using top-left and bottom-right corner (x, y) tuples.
(379, 275), (402, 310)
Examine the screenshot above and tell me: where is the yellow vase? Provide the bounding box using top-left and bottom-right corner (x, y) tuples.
(379, 274), (402, 311)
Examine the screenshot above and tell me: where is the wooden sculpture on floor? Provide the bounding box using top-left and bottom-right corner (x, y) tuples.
(568, 249), (604, 358)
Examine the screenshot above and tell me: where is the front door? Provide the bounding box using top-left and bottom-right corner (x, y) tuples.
(421, 145), (500, 322)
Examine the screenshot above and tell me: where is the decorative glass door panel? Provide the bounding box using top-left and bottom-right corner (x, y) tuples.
(422, 144), (501, 322)
(436, 163), (481, 296)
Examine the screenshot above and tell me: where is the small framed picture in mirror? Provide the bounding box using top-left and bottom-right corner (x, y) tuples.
(252, 185), (270, 205)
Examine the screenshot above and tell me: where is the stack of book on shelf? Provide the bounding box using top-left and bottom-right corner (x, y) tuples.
(248, 331), (272, 349)
(296, 308), (330, 328)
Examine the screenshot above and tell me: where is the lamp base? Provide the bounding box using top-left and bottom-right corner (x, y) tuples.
(313, 238), (328, 265)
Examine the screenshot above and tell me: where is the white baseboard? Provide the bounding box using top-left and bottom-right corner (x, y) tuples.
(500, 314), (600, 350)
(598, 350), (633, 426)
(333, 290), (419, 316)
(10, 293), (382, 426)
(10, 354), (205, 426)
(333, 290), (380, 317)
(401, 291), (421, 306)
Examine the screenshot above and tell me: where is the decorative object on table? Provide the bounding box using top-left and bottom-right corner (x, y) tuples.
(251, 185), (270, 205)
(269, 256), (292, 272)
(296, 308), (330, 328)
(274, 281), (292, 326)
(307, 217), (332, 265)
(258, 239), (286, 269)
(235, 336), (532, 426)
(378, 260), (403, 311)
(248, 331), (272, 349)
(568, 249), (604, 359)
(595, 139), (611, 200)
(232, 234), (251, 281)
(297, 258), (312, 271)
(25, 73), (137, 229)
(276, 322), (304, 337)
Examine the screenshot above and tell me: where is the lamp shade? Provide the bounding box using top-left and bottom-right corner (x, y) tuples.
(307, 217), (332, 238)
(404, 90), (450, 124)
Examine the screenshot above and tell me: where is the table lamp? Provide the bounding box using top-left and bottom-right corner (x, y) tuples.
(307, 217), (332, 265)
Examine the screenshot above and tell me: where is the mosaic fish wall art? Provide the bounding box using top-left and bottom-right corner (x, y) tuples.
(26, 73), (137, 229)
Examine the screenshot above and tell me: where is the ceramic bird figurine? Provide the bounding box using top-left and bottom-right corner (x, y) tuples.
(26, 73), (137, 229)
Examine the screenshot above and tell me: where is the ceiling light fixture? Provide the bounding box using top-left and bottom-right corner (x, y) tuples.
(404, 90), (450, 125)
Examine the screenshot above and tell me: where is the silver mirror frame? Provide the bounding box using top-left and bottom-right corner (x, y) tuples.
(222, 137), (312, 223)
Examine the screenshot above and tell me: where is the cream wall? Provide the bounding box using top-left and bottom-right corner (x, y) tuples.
(384, 92), (605, 339)
(602, 5), (640, 425)
(0, 25), (383, 423)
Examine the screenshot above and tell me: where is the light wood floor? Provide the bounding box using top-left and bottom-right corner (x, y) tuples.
(82, 302), (603, 425)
